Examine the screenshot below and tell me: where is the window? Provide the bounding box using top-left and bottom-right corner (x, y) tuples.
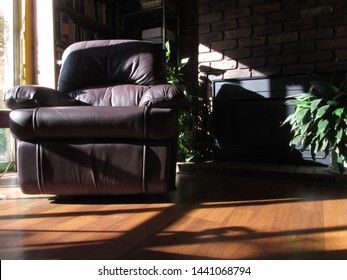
(0, 0), (19, 172)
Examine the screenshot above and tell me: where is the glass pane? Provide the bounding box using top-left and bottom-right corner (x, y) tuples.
(0, 1), (15, 172)
(1, 1), (14, 101)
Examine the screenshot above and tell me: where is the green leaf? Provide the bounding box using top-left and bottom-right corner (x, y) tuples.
(336, 128), (344, 143)
(165, 41), (171, 53)
(321, 138), (329, 152)
(317, 119), (329, 134)
(310, 98), (322, 112)
(180, 57), (189, 66)
(296, 108), (310, 122)
(333, 107), (344, 117)
(315, 105), (330, 120)
(327, 100), (338, 106)
(291, 135), (304, 146)
(335, 117), (343, 130)
(282, 114), (294, 126)
(300, 122), (310, 135)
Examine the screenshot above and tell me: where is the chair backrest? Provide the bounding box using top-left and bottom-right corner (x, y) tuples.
(57, 40), (167, 93)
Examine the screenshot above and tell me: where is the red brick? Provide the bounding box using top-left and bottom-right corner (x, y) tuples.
(199, 24), (210, 34)
(211, 1), (237, 12)
(225, 28), (252, 39)
(284, 18), (315, 31)
(317, 38), (347, 50)
(316, 61), (347, 73)
(199, 12), (223, 24)
(210, 59), (237, 70)
(253, 2), (283, 14)
(300, 5), (334, 18)
(239, 15), (267, 28)
(238, 0), (266, 7)
(224, 48), (252, 59)
(212, 20), (238, 32)
(283, 0), (316, 10)
(239, 36), (266, 48)
(317, 0), (335, 4)
(224, 7), (252, 19)
(268, 10), (299, 23)
(252, 67), (281, 77)
(318, 3), (347, 27)
(199, 32), (224, 43)
(328, 2), (347, 17)
(335, 50), (347, 61)
(300, 51), (333, 63)
(223, 69), (252, 79)
(211, 40), (237, 51)
(239, 57), (266, 68)
(269, 32), (298, 44)
(300, 28), (333, 41)
(199, 43), (211, 53)
(335, 26), (347, 37)
(268, 54), (298, 66)
(198, 51), (223, 63)
(198, 0), (213, 4)
(199, 64), (224, 79)
(253, 45), (282, 57)
(282, 64), (315, 75)
(199, 4), (210, 15)
(254, 23), (282, 36)
(318, 16), (347, 28)
(284, 42), (315, 53)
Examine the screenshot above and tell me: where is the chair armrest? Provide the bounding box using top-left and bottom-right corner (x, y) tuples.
(9, 106), (177, 141)
(4, 85), (79, 110)
(139, 84), (186, 110)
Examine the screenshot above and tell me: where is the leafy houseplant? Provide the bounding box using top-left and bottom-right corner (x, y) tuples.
(165, 41), (198, 162)
(283, 79), (347, 174)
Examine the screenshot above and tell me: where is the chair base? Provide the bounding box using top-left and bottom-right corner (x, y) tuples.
(17, 139), (177, 195)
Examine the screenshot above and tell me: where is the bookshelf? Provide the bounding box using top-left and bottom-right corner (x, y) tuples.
(52, 0), (180, 83)
(53, 0), (116, 82)
(117, 0), (179, 64)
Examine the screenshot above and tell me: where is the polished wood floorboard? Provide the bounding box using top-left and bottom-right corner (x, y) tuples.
(1, 172), (347, 259)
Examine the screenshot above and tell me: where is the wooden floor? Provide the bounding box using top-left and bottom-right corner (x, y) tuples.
(1, 171), (347, 260)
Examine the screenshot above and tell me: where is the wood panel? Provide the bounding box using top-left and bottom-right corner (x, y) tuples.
(0, 110), (10, 128)
(1, 172), (347, 259)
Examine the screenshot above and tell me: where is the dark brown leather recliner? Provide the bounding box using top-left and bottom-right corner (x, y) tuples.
(4, 40), (185, 195)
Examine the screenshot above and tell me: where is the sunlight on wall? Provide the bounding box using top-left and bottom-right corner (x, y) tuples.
(198, 43), (253, 84)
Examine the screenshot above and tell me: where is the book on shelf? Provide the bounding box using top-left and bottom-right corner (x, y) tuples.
(57, 0), (113, 26)
(55, 11), (101, 45)
(142, 27), (176, 43)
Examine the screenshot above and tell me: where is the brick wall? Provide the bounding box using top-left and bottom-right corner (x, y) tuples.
(179, 0), (347, 159)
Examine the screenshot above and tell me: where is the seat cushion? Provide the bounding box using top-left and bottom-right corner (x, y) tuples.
(69, 84), (148, 106)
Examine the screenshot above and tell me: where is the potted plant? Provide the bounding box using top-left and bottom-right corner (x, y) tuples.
(165, 41), (198, 162)
(283, 77), (347, 174)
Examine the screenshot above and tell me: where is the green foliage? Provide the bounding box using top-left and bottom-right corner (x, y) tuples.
(283, 79), (347, 173)
(0, 128), (7, 154)
(0, 12), (4, 57)
(165, 41), (198, 162)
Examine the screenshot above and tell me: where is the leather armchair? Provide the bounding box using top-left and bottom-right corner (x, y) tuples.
(4, 40), (185, 195)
